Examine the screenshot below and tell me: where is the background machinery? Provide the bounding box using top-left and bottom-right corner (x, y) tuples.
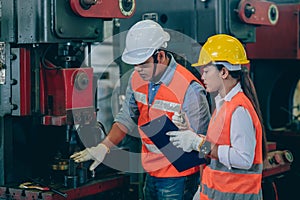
(0, 0), (136, 199)
(0, 0), (299, 199)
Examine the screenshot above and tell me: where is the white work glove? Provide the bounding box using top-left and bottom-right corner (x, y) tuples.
(193, 185), (201, 200)
(70, 143), (109, 171)
(166, 130), (205, 152)
(172, 112), (189, 130)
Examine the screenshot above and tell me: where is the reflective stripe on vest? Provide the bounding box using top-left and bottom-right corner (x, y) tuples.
(133, 94), (181, 113)
(201, 184), (263, 200)
(152, 100), (181, 113)
(134, 91), (147, 105)
(209, 159), (263, 174)
(143, 142), (162, 154)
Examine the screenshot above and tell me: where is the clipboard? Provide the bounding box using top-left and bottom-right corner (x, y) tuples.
(140, 115), (206, 172)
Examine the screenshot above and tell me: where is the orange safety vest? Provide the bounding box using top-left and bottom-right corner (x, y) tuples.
(132, 64), (200, 177)
(200, 92), (263, 200)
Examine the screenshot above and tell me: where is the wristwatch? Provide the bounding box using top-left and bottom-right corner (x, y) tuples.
(199, 141), (211, 158)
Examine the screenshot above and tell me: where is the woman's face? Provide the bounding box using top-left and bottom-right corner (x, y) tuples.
(201, 64), (224, 93)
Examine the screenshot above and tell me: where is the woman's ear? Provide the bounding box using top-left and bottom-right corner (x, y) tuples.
(220, 67), (229, 79)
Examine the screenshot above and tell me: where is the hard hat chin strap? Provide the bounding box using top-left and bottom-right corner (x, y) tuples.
(150, 51), (159, 81)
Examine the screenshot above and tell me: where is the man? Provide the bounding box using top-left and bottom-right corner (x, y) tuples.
(71, 20), (210, 200)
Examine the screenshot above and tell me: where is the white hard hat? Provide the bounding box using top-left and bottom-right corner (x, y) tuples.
(121, 20), (170, 65)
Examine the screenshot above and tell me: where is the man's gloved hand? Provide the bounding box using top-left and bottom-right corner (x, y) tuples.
(172, 112), (189, 130)
(166, 130), (205, 152)
(70, 143), (109, 171)
(192, 185), (201, 200)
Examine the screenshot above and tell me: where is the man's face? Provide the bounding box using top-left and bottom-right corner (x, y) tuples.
(134, 56), (155, 81)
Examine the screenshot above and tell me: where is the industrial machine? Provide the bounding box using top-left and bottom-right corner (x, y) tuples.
(0, 0), (136, 199)
(246, 1), (300, 199)
(0, 0), (299, 199)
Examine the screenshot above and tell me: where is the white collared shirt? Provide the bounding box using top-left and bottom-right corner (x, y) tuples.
(216, 83), (256, 170)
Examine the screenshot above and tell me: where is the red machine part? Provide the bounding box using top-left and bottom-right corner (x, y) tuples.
(19, 48), (31, 116)
(70, 0), (136, 18)
(0, 174), (129, 200)
(238, 0), (279, 26)
(40, 67), (94, 126)
(246, 4), (300, 59)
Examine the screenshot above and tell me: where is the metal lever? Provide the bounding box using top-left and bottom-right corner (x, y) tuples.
(27, 177), (68, 198)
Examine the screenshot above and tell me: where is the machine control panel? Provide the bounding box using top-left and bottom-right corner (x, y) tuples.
(263, 142), (293, 178)
(264, 150), (293, 168)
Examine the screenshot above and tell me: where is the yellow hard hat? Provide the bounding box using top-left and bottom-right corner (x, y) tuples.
(192, 34), (249, 67)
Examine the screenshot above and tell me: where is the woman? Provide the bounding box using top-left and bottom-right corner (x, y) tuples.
(168, 34), (268, 200)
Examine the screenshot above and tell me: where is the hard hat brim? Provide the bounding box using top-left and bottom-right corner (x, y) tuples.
(121, 47), (156, 65)
(191, 62), (202, 67)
